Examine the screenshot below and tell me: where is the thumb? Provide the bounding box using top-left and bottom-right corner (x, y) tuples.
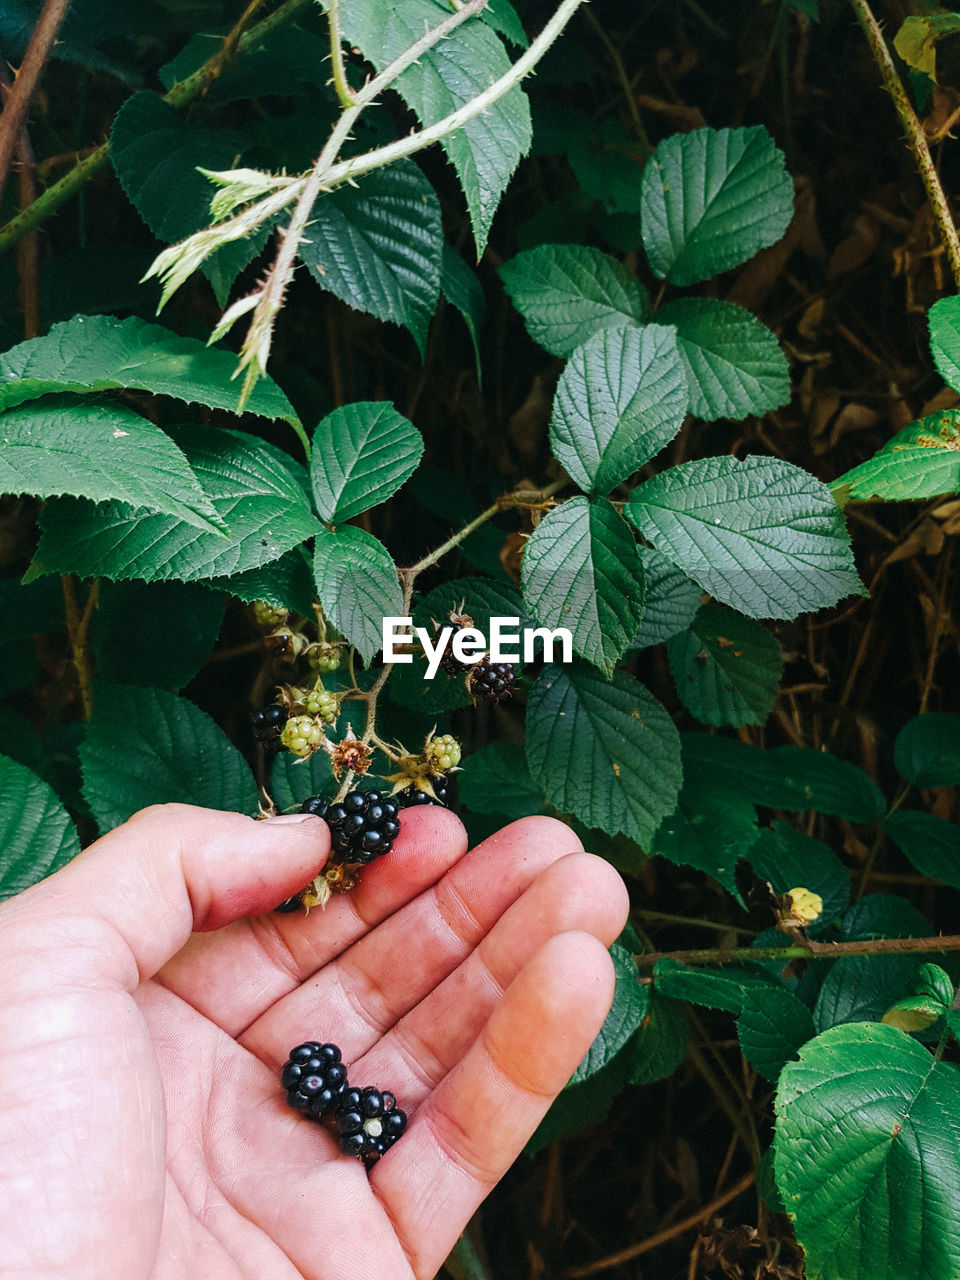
(0, 804), (329, 986)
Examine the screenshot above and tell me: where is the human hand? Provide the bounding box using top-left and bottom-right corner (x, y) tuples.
(0, 802), (628, 1278)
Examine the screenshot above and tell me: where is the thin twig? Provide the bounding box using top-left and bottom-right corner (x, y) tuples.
(634, 932), (960, 968)
(326, 0), (356, 108)
(0, 0), (72, 204)
(848, 0), (960, 290)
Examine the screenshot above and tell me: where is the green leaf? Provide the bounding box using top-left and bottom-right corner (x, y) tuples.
(626, 454), (864, 620)
(415, 576), (536, 640)
(309, 401), (423, 523)
(441, 245), (486, 382)
(832, 411), (960, 502)
(458, 743), (545, 820)
(737, 984), (816, 1081)
(640, 126), (794, 286)
(550, 325), (688, 495)
(570, 942), (647, 1084)
(929, 295), (960, 394)
(884, 811), (960, 889)
(667, 602), (782, 727)
(842, 892), (932, 942)
(567, 117), (645, 214)
(79, 682), (259, 831)
(915, 963), (954, 1006)
(337, 0), (532, 256)
(629, 546), (702, 649)
(158, 25), (334, 103)
(628, 989), (689, 1085)
(658, 297), (790, 422)
(499, 244), (649, 357)
(525, 664), (682, 846)
(653, 956), (775, 1013)
(270, 741), (336, 813)
(894, 713), (960, 788)
(521, 496), (645, 674)
(312, 525), (403, 666)
(650, 774), (757, 896)
(110, 89), (247, 243)
(680, 733), (886, 824)
(0, 398), (225, 534)
(0, 314), (296, 423)
(31, 427), (321, 583)
(0, 755), (80, 901)
(748, 821), (850, 936)
(882, 994), (945, 1033)
(211, 547), (316, 617)
(91, 581), (225, 691)
(774, 1022), (960, 1280)
(299, 161), (443, 356)
(527, 1051), (630, 1156)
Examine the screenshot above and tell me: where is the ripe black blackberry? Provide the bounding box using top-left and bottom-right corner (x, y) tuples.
(336, 1086), (407, 1162)
(251, 702), (287, 748)
(396, 773), (451, 808)
(433, 610), (475, 675)
(281, 1042), (348, 1119)
(468, 655), (517, 703)
(300, 790), (400, 864)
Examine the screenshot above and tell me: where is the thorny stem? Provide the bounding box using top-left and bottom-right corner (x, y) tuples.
(326, 0), (356, 109)
(61, 575), (98, 721)
(634, 932), (960, 969)
(849, 0), (960, 290)
(0, 0), (313, 253)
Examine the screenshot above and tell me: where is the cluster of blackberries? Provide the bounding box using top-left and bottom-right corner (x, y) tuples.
(396, 773), (451, 809)
(281, 1042), (407, 1164)
(430, 612), (517, 703)
(251, 703), (288, 748)
(301, 790), (401, 864)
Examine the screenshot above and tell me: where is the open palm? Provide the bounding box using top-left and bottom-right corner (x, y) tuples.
(0, 803), (627, 1279)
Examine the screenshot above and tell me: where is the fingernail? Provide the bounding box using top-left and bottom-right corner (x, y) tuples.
(263, 813), (323, 825)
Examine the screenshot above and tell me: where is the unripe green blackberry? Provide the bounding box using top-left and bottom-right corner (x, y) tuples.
(281, 714), (325, 757)
(425, 733), (461, 773)
(304, 689), (339, 723)
(307, 643), (342, 674)
(253, 600), (287, 628)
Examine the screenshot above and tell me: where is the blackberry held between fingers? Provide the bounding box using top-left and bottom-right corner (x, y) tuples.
(282, 1042), (348, 1119)
(468, 655), (517, 703)
(336, 1086), (407, 1162)
(302, 790), (400, 864)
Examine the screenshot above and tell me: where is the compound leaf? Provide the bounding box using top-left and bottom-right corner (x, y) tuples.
(626, 454), (864, 620)
(525, 664), (681, 846)
(551, 325), (687, 495)
(640, 126), (794, 286)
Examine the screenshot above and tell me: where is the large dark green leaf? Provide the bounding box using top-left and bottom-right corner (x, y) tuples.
(894, 713), (960, 788)
(629, 546), (702, 649)
(884, 811), (960, 889)
(309, 401), (423, 523)
(640, 126), (794, 286)
(458, 743), (544, 820)
(521, 497), (645, 674)
(0, 315), (296, 423)
(667, 602), (782, 727)
(79, 682), (259, 831)
(500, 243), (649, 357)
(0, 755), (80, 901)
(775, 1023), (960, 1280)
(570, 942), (648, 1083)
(336, 0), (531, 256)
(626, 454), (864, 620)
(30, 427), (321, 583)
(525, 664), (681, 846)
(299, 162), (443, 356)
(550, 325), (687, 495)
(833, 411), (960, 502)
(748, 822), (850, 936)
(91, 581), (225, 690)
(312, 525), (403, 665)
(650, 774), (757, 896)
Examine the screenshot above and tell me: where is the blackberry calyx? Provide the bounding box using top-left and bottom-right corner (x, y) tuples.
(396, 774), (450, 808)
(300, 790), (400, 864)
(282, 1042), (348, 1118)
(468, 656), (517, 703)
(336, 1086), (407, 1162)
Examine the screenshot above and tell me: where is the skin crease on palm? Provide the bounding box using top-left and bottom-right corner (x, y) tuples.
(0, 801), (629, 1279)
